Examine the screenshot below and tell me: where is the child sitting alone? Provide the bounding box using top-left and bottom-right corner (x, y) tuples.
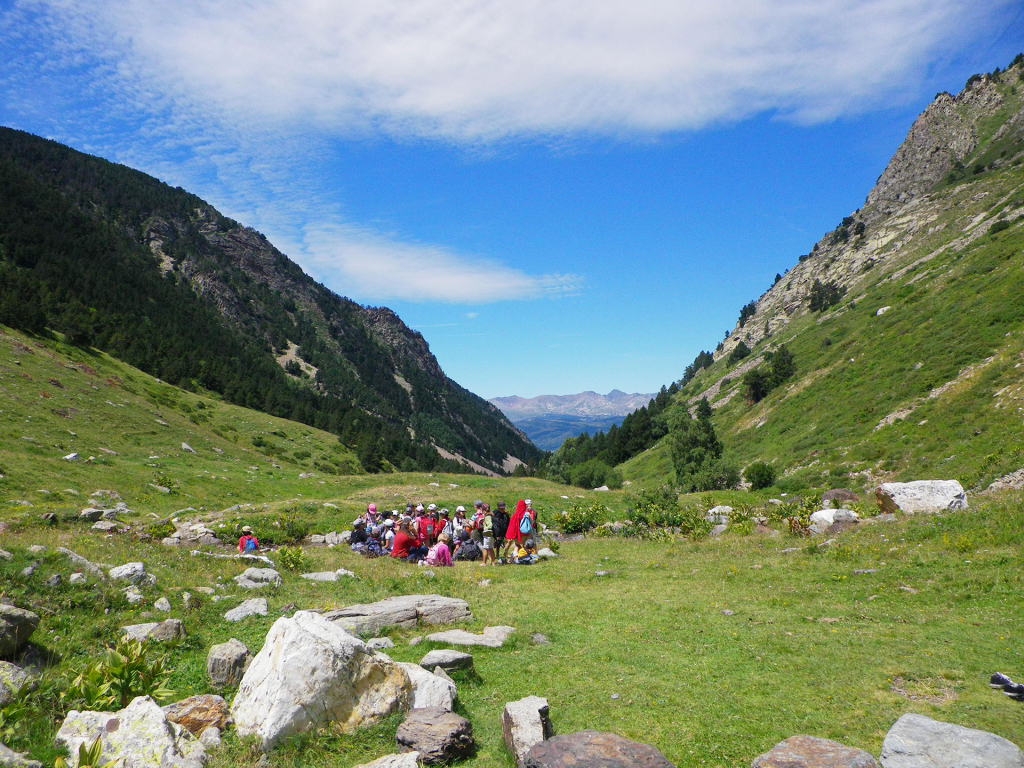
(421, 533), (453, 567)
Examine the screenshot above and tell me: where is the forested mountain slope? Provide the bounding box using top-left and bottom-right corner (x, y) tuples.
(0, 127), (541, 475)
(558, 57), (1024, 493)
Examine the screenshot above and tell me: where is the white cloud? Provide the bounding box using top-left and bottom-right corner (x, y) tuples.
(21, 0), (1013, 142)
(301, 223), (581, 303)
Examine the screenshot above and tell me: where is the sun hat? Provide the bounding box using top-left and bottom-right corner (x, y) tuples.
(383, 519), (394, 527)
(474, 500), (483, 507)
(440, 508), (450, 517)
(455, 505), (466, 513)
(391, 509), (400, 516)
(416, 504), (424, 512)
(241, 526), (252, 532)
(525, 499), (532, 506)
(368, 503), (377, 512)
(427, 503), (437, 511)
(497, 501), (506, 509)
(353, 519), (365, 526)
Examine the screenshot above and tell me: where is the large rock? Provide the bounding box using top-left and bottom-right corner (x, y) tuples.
(395, 707), (474, 765)
(55, 696), (206, 768)
(162, 694), (229, 736)
(752, 735), (878, 768)
(0, 661), (35, 706)
(231, 610), (411, 750)
(809, 509), (859, 527)
(879, 713), (1024, 768)
(206, 638), (251, 687)
(323, 595), (472, 635)
(424, 626), (515, 648)
(398, 663), (456, 711)
(233, 568), (281, 590)
(524, 730), (673, 768)
(503, 696), (553, 766)
(224, 598), (268, 622)
(108, 563), (150, 585)
(300, 570), (355, 582)
(352, 754), (421, 768)
(875, 481), (967, 514)
(120, 620), (185, 643)
(0, 605), (39, 658)
(419, 650), (474, 673)
(0, 743), (42, 768)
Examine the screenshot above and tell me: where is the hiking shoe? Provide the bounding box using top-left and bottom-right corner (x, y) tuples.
(1002, 682), (1024, 699)
(991, 673), (1014, 689)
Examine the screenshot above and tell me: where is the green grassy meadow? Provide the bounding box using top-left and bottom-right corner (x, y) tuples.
(3, 486), (1023, 768)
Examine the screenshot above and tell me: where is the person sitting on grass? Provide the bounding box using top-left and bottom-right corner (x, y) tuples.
(421, 533), (454, 567)
(382, 519), (396, 552)
(238, 526), (258, 554)
(391, 520), (428, 563)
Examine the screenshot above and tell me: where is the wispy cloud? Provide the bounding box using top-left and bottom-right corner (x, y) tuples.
(301, 224), (581, 304)
(16, 0), (1013, 142)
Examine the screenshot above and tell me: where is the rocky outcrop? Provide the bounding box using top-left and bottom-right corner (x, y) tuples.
(397, 663), (456, 711)
(419, 650), (473, 673)
(752, 735), (878, 768)
(162, 695), (229, 736)
(875, 480), (967, 514)
(523, 731), (673, 768)
(224, 598), (268, 622)
(120, 620), (185, 643)
(323, 595), (472, 635)
(231, 611), (411, 750)
(233, 568), (281, 589)
(503, 696), (553, 766)
(55, 696), (206, 768)
(0, 606), (39, 658)
(423, 626), (515, 648)
(880, 713), (1024, 768)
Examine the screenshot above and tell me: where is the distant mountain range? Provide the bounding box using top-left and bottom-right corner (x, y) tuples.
(489, 390), (656, 450)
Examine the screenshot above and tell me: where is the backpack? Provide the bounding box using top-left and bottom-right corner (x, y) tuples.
(519, 515), (533, 535)
(482, 515), (494, 534)
(243, 536), (257, 553)
(455, 540), (481, 561)
(492, 512), (509, 538)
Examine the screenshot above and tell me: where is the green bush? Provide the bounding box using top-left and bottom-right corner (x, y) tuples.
(64, 637), (174, 710)
(558, 502), (603, 533)
(277, 545), (308, 571)
(744, 461), (777, 490)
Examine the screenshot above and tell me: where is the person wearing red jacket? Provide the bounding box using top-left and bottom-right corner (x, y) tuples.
(238, 526), (259, 554)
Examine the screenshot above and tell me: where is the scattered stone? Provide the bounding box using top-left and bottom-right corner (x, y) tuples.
(233, 568), (282, 590)
(92, 520), (124, 533)
(706, 505), (732, 524)
(150, 484), (171, 494)
(300, 570), (357, 582)
(880, 713), (1024, 768)
(536, 548), (559, 559)
(810, 509), (859, 526)
(532, 633), (552, 646)
(423, 626), (515, 649)
(27, 545), (45, 555)
(0, 661), (35, 707)
(721, 610), (734, 616)
(398, 662), (457, 711)
(323, 595), (472, 635)
(124, 587), (145, 605)
(69, 572), (87, 585)
(224, 598), (268, 622)
(781, 547), (802, 554)
(79, 508), (105, 522)
(594, 571), (613, 577)
(503, 696), (553, 766)
(154, 598), (172, 613)
(162, 694), (229, 736)
(523, 730), (673, 768)
(711, 524), (728, 537)
(351, 755), (420, 768)
(0, 742), (42, 768)
(409, 637), (423, 647)
(63, 452), (79, 461)
(875, 513), (897, 522)
(478, 579), (491, 587)
(198, 727), (221, 749)
(420, 650), (474, 673)
(395, 707), (474, 765)
(120, 619), (185, 643)
(55, 695), (206, 768)
(0, 605), (39, 657)
(900, 586), (920, 595)
(109, 563), (150, 585)
(181, 443), (197, 454)
(0, 550), (10, 561)
(231, 611), (411, 750)
(44, 574), (61, 587)
(854, 569), (880, 575)
(876, 306), (891, 316)
(207, 638), (251, 688)
(368, 637), (395, 650)
(752, 735), (879, 768)
(20, 564), (37, 578)
(875, 480), (968, 514)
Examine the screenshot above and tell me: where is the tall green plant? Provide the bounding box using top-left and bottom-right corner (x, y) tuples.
(64, 637), (174, 710)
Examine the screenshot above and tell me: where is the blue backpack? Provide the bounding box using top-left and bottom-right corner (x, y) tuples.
(243, 536), (257, 553)
(519, 515), (533, 535)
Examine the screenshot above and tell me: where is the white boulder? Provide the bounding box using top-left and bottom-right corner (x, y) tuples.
(875, 480), (967, 514)
(55, 696), (206, 768)
(231, 610), (412, 750)
(233, 568), (281, 589)
(880, 713), (1023, 768)
(397, 662), (456, 711)
(502, 696), (552, 766)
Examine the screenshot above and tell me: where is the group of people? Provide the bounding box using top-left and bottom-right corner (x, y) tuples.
(349, 499), (540, 566)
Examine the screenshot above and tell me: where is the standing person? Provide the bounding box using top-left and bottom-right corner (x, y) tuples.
(523, 499), (538, 553)
(238, 525), (259, 554)
(453, 506), (467, 533)
(470, 500), (484, 547)
(492, 502), (510, 561)
(480, 504), (495, 566)
(506, 500), (528, 553)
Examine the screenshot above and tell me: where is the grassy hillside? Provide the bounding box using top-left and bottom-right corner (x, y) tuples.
(618, 64), (1024, 494)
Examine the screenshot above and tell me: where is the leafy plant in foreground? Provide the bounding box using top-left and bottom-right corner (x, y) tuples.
(64, 637), (174, 710)
(55, 735), (119, 768)
(277, 545), (308, 571)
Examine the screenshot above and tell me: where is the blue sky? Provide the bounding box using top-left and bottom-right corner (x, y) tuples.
(2, 0), (1023, 399)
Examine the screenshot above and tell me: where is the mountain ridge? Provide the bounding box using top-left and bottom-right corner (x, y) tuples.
(490, 389), (656, 419)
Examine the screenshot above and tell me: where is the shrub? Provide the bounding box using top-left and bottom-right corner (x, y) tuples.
(990, 219), (1010, 234)
(559, 502), (603, 533)
(727, 341), (751, 366)
(808, 279), (846, 312)
(669, 400), (739, 492)
(277, 545), (308, 571)
(745, 461), (777, 490)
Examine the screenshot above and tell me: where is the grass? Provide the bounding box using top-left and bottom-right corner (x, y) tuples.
(3, 487), (1023, 768)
